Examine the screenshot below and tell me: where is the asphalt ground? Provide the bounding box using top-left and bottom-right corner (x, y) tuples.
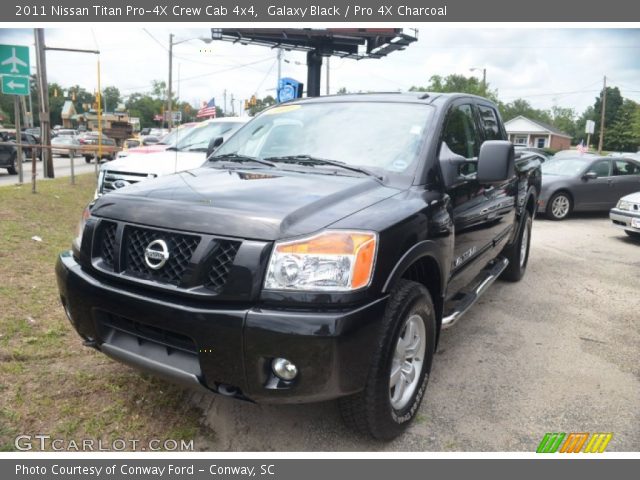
(191, 212), (640, 451)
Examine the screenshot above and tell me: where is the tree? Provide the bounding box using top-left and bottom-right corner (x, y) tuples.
(409, 74), (498, 103)
(125, 92), (164, 128)
(549, 106), (577, 141)
(102, 86), (121, 112)
(593, 86), (623, 149)
(606, 99), (640, 152)
(248, 95), (276, 116)
(499, 98), (552, 124)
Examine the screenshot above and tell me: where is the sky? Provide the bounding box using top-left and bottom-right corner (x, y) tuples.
(1, 27), (639, 116)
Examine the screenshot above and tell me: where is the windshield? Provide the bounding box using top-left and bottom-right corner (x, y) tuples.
(211, 102), (433, 174)
(176, 121), (243, 151)
(542, 159), (590, 176)
(159, 126), (194, 146)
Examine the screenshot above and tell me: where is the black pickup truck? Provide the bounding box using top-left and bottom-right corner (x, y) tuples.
(56, 93), (541, 440)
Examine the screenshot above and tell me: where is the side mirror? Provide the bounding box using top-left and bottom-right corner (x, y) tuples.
(206, 136), (224, 158)
(438, 142), (469, 188)
(583, 171), (598, 180)
(477, 141), (515, 184)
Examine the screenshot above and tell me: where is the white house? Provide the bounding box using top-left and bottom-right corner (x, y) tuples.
(504, 115), (572, 150)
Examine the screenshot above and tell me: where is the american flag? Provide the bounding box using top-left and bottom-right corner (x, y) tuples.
(577, 140), (588, 154)
(197, 98), (216, 118)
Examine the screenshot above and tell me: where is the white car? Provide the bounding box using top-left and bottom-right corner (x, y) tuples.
(610, 191), (640, 239)
(96, 117), (247, 197)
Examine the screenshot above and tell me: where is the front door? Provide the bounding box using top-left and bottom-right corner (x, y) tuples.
(442, 102), (506, 298)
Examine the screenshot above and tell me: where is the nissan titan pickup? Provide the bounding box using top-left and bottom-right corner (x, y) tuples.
(56, 93), (541, 440)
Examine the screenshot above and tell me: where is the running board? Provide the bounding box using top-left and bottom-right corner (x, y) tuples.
(442, 257), (509, 329)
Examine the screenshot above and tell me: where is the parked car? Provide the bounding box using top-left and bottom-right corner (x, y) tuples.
(78, 133), (118, 162)
(117, 123), (198, 159)
(57, 93), (541, 440)
(96, 117), (247, 195)
(515, 147), (550, 165)
(551, 149), (596, 160)
(56, 129), (78, 137)
(51, 136), (81, 157)
(610, 192), (640, 239)
(538, 156), (640, 220)
(0, 132), (17, 174)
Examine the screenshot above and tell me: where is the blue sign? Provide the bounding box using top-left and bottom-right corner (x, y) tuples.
(277, 77), (303, 103)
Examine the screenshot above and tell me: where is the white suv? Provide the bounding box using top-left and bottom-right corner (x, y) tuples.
(96, 117), (247, 197)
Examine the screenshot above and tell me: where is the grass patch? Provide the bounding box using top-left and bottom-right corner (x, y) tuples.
(0, 175), (210, 451)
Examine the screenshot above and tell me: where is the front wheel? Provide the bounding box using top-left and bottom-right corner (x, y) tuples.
(547, 192), (572, 220)
(501, 211), (532, 282)
(7, 154), (17, 175)
(339, 280), (436, 440)
(84, 156), (92, 164)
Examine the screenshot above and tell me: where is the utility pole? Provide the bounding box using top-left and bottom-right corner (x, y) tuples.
(34, 28), (53, 178)
(598, 75), (607, 155)
(230, 93), (235, 115)
(326, 57), (330, 95)
(14, 97), (24, 184)
(277, 48), (282, 90)
(223, 89), (227, 116)
(167, 33), (174, 130)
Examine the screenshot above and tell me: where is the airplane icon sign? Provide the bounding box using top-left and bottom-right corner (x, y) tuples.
(1, 47), (27, 73)
(0, 44), (30, 76)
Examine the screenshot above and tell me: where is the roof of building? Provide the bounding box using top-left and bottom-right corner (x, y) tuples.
(505, 115), (572, 138)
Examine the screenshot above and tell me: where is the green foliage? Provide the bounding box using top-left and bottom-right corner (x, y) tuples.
(593, 86), (624, 148)
(247, 95), (276, 116)
(409, 74), (499, 103)
(605, 99), (640, 152)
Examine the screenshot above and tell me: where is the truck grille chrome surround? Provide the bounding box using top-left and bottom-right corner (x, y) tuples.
(91, 220), (241, 294)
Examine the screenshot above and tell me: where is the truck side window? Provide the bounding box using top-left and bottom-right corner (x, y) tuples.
(442, 104), (480, 160)
(477, 105), (502, 140)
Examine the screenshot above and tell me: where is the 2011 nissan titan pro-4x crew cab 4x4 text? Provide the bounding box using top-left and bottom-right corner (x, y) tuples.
(56, 93), (541, 440)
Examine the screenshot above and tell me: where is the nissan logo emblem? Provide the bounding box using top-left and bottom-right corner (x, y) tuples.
(113, 179), (130, 189)
(144, 239), (169, 270)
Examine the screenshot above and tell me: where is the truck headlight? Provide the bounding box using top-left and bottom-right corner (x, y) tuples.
(73, 204), (92, 250)
(617, 200), (633, 211)
(264, 230), (377, 291)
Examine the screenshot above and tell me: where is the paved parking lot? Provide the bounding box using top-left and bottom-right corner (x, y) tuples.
(0, 155), (98, 187)
(191, 213), (640, 451)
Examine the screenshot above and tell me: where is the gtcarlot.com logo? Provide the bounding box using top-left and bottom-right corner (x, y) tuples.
(536, 432), (613, 453)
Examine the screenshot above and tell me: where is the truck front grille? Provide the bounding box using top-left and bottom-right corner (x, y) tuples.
(123, 226), (200, 285)
(92, 220), (243, 295)
(206, 241), (241, 293)
(101, 170), (151, 194)
(100, 221), (118, 268)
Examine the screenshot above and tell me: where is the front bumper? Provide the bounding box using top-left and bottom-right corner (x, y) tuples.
(56, 252), (388, 404)
(610, 208), (640, 233)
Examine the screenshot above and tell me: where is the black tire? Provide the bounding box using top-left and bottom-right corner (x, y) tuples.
(339, 280), (436, 440)
(84, 156), (92, 164)
(625, 230), (640, 239)
(546, 191), (572, 220)
(501, 211), (532, 282)
(7, 154), (17, 175)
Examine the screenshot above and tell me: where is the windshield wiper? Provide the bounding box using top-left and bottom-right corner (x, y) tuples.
(209, 153), (276, 168)
(264, 155), (383, 180)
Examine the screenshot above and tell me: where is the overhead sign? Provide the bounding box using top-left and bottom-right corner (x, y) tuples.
(1, 74), (29, 96)
(585, 120), (595, 135)
(0, 44), (30, 76)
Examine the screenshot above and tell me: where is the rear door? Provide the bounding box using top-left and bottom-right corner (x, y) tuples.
(611, 159), (640, 201)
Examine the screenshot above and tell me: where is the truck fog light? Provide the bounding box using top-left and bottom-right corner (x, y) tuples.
(272, 358), (298, 380)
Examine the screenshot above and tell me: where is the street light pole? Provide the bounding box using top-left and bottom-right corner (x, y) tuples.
(470, 67), (487, 91)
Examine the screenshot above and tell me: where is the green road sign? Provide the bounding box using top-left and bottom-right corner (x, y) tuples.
(0, 44), (30, 76)
(2, 75), (29, 95)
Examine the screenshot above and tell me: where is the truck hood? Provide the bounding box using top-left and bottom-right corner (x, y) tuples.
(92, 166), (400, 241)
(103, 150), (206, 176)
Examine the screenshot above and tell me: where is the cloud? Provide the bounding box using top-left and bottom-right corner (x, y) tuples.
(0, 27), (638, 115)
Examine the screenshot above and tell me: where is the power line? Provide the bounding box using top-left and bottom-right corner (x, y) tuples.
(142, 29), (168, 52)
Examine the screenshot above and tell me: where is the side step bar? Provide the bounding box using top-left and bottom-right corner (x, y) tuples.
(442, 257), (509, 329)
